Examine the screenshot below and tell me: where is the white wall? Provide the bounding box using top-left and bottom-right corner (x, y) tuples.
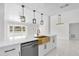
(0, 4), (4, 41)
(50, 9), (79, 40)
(4, 3), (49, 38)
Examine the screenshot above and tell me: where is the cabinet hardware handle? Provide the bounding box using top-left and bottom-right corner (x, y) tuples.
(44, 44), (47, 49)
(5, 48), (15, 53)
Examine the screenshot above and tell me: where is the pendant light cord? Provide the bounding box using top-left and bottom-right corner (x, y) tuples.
(41, 13), (43, 20)
(20, 4), (48, 16)
(58, 14), (61, 23)
(33, 10), (36, 19)
(22, 5), (25, 16)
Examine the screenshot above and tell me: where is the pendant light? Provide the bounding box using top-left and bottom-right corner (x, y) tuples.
(56, 14), (64, 25)
(20, 5), (26, 22)
(33, 10), (36, 24)
(40, 13), (44, 25)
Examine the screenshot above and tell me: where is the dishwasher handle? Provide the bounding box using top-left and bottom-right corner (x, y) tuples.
(22, 43), (38, 47)
(32, 43), (38, 47)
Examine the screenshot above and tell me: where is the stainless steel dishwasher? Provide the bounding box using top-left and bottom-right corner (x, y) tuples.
(21, 40), (38, 56)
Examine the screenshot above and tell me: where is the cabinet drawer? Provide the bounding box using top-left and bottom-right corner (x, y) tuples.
(0, 44), (20, 56)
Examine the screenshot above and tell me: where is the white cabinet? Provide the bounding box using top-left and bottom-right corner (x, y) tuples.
(38, 43), (52, 56)
(5, 3), (21, 22)
(0, 44), (20, 56)
(38, 36), (57, 56)
(38, 44), (46, 56)
(49, 35), (57, 49)
(4, 3), (33, 23)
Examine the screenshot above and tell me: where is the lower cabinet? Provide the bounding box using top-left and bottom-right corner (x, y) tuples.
(38, 43), (52, 56)
(38, 36), (57, 56)
(0, 44), (20, 56)
(0, 35), (57, 56)
(38, 44), (46, 56)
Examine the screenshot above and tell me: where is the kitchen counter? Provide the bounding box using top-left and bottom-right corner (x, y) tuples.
(0, 34), (57, 48)
(0, 37), (37, 48)
(45, 34), (57, 36)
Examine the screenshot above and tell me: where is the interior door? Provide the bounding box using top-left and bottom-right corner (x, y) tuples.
(69, 23), (79, 40)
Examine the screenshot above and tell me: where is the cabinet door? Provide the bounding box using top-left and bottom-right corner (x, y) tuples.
(47, 36), (57, 51)
(47, 36), (54, 50)
(38, 43), (48, 56)
(38, 36), (57, 56)
(5, 4), (21, 22)
(0, 44), (20, 56)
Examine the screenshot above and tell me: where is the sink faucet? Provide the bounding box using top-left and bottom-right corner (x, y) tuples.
(37, 29), (40, 36)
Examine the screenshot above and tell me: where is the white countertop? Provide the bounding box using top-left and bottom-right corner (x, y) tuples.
(0, 37), (37, 48)
(43, 34), (57, 36)
(0, 34), (57, 48)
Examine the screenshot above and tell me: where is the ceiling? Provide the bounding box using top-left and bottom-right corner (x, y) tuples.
(24, 3), (79, 16)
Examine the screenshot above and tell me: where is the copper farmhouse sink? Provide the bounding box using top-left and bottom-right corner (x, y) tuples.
(35, 36), (50, 45)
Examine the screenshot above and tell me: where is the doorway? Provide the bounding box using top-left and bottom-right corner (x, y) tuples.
(69, 23), (79, 40)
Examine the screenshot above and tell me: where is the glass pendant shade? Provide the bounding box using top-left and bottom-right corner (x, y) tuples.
(40, 13), (44, 25)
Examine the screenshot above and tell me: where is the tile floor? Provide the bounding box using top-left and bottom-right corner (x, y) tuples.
(46, 39), (79, 56)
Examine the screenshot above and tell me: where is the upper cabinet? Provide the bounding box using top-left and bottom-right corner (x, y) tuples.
(5, 4), (21, 22)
